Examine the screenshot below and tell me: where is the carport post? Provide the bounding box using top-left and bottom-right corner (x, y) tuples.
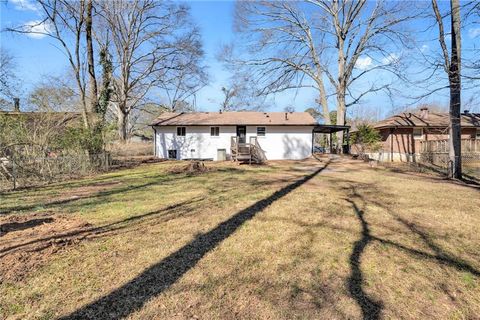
(345, 128), (350, 154)
(329, 132), (332, 154)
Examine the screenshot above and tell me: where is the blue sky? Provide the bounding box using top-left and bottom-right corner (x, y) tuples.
(1, 0), (479, 118)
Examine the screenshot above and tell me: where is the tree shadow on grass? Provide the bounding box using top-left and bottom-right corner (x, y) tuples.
(0, 176), (183, 215)
(379, 163), (480, 191)
(347, 184), (480, 277)
(0, 197), (205, 257)
(346, 199), (383, 320)
(376, 216), (480, 277)
(58, 161), (330, 320)
(0, 167), (249, 216)
(343, 182), (480, 320)
(0, 217), (54, 237)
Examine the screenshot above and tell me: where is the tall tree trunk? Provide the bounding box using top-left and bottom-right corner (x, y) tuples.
(448, 0), (462, 179)
(317, 84), (330, 125)
(76, 77), (89, 129)
(336, 31), (347, 153)
(336, 91), (346, 153)
(86, 0), (98, 115)
(117, 109), (128, 141)
(317, 89), (331, 151)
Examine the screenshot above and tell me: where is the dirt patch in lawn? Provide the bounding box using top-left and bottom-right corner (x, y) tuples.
(0, 212), (92, 283)
(0, 180), (125, 216)
(53, 180), (123, 202)
(169, 161), (213, 175)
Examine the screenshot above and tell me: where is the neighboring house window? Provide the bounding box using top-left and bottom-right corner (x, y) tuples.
(210, 126), (220, 136)
(477, 129), (480, 139)
(168, 150), (177, 159)
(177, 127), (186, 136)
(413, 128), (423, 140)
(257, 127), (266, 137)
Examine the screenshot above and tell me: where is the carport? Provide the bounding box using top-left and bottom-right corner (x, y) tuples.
(312, 125), (351, 154)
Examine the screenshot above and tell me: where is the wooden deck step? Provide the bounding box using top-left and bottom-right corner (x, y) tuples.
(236, 155), (252, 160)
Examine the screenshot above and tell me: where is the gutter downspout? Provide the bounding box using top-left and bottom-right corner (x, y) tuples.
(390, 128), (394, 162)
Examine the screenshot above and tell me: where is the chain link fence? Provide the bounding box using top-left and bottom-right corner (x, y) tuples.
(0, 153), (111, 191)
(419, 139), (480, 180)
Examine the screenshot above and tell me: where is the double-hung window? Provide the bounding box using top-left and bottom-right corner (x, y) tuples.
(257, 126), (266, 137)
(177, 127), (186, 136)
(413, 128), (423, 140)
(210, 126), (220, 137)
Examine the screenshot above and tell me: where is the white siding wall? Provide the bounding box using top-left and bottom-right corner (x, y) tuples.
(245, 125), (313, 160)
(154, 125), (313, 160)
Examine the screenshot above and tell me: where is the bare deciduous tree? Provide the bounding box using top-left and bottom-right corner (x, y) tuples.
(157, 45), (208, 112)
(98, 0), (205, 140)
(8, 0), (95, 128)
(0, 48), (21, 109)
(432, 0), (462, 179)
(233, 1), (330, 122)
(28, 77), (78, 112)
(220, 86), (237, 111)
(86, 0), (98, 112)
(233, 0), (416, 151)
(308, 0), (416, 148)
(218, 72), (267, 111)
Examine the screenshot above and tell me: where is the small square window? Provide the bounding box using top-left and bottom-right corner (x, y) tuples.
(168, 150), (177, 159)
(210, 126), (220, 136)
(257, 127), (266, 136)
(177, 127), (186, 136)
(476, 129), (480, 140)
(413, 128), (423, 140)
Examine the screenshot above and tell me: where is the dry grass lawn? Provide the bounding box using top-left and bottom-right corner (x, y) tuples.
(0, 157), (479, 319)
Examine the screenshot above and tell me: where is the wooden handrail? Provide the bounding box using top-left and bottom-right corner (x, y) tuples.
(230, 136), (267, 163)
(249, 136), (266, 163)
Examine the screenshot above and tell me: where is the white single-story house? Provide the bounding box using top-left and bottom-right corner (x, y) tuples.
(151, 111), (323, 161)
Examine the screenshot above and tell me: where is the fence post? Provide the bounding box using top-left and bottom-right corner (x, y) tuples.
(82, 154), (86, 173)
(104, 152), (109, 171)
(12, 158), (16, 190)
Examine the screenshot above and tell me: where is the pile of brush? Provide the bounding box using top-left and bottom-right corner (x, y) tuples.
(170, 161), (210, 175)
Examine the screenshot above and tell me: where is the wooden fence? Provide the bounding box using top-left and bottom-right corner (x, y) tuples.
(420, 139), (480, 153)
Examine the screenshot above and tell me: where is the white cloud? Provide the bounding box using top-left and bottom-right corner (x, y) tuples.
(355, 56), (373, 70)
(468, 27), (480, 39)
(10, 0), (39, 11)
(381, 53), (400, 65)
(23, 20), (51, 39)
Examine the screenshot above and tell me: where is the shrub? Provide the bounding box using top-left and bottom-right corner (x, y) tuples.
(350, 124), (382, 156)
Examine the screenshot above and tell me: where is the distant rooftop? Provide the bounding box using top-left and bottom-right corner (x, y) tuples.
(374, 110), (480, 129)
(0, 110), (82, 121)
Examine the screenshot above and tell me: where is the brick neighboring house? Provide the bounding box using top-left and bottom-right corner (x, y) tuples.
(353, 107), (480, 162)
